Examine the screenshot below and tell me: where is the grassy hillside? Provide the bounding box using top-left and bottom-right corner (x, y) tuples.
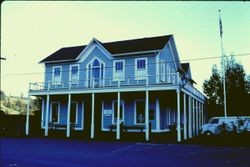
(1, 94), (40, 115)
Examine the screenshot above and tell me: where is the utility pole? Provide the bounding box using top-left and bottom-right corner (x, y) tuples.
(219, 10), (227, 124)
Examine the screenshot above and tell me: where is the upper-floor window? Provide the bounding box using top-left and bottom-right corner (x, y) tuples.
(70, 65), (79, 84)
(160, 60), (166, 82)
(52, 66), (62, 85)
(135, 58), (147, 80)
(113, 60), (125, 81)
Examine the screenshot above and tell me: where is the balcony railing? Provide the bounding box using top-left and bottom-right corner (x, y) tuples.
(29, 73), (205, 100)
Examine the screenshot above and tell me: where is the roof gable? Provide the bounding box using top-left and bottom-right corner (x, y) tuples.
(40, 35), (172, 63)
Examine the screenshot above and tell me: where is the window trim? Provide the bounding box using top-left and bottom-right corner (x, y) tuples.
(69, 64), (80, 84)
(135, 58), (147, 80)
(134, 99), (146, 125)
(70, 101), (78, 125)
(160, 59), (166, 82)
(113, 60), (125, 81)
(50, 101), (60, 123)
(86, 57), (105, 87)
(52, 66), (62, 85)
(112, 100), (125, 124)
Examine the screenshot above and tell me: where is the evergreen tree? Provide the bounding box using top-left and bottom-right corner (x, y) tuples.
(203, 56), (249, 117)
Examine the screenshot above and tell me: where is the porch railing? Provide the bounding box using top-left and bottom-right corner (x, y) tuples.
(29, 73), (205, 100)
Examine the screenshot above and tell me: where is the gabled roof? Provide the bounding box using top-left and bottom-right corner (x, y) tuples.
(180, 63), (196, 84)
(40, 35), (172, 63)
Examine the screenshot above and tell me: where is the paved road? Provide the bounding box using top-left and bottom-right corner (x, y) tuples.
(1, 138), (250, 167)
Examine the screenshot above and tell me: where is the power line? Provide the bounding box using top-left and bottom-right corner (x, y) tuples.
(2, 53), (250, 78)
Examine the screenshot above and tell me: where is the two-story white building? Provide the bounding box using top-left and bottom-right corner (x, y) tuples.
(26, 35), (206, 142)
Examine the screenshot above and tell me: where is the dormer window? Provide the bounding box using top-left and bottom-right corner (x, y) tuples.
(52, 66), (62, 85)
(135, 58), (147, 80)
(113, 60), (125, 81)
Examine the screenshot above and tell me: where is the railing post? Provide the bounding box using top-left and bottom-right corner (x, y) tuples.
(69, 81), (71, 90)
(47, 81), (50, 91)
(92, 79), (94, 88)
(118, 79), (120, 88)
(146, 75), (149, 86)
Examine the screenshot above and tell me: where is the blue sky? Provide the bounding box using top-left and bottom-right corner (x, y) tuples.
(1, 1), (250, 96)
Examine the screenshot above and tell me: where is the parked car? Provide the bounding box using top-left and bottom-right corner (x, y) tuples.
(201, 117), (238, 136)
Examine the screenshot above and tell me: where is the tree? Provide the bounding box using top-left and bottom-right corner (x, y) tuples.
(203, 56), (249, 117)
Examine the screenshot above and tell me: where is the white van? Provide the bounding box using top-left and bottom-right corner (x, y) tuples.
(201, 117), (238, 135)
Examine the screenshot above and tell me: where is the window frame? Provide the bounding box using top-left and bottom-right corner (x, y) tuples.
(52, 66), (62, 85)
(50, 101), (60, 123)
(135, 58), (147, 80)
(112, 100), (125, 124)
(69, 64), (80, 85)
(113, 60), (125, 81)
(134, 100), (146, 124)
(70, 101), (78, 125)
(160, 59), (166, 82)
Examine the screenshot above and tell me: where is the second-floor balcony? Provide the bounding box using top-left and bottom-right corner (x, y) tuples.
(29, 73), (205, 100)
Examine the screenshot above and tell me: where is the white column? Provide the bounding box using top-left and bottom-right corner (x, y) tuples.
(156, 98), (160, 131)
(41, 98), (45, 128)
(199, 102), (201, 130)
(192, 98), (195, 136)
(201, 103), (204, 125)
(188, 96), (192, 138)
(45, 94), (50, 136)
(91, 93), (95, 139)
(116, 91), (121, 140)
(196, 100), (199, 136)
(177, 89), (181, 142)
(66, 94), (71, 137)
(25, 95), (30, 135)
(145, 90), (149, 141)
(183, 93), (187, 140)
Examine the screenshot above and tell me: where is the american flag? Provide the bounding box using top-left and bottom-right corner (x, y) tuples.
(219, 17), (223, 38)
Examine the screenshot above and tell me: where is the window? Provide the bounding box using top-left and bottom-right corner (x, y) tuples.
(70, 102), (78, 124)
(52, 66), (62, 85)
(136, 100), (145, 124)
(135, 58), (147, 80)
(87, 58), (104, 88)
(113, 101), (124, 123)
(70, 65), (79, 84)
(160, 60), (166, 82)
(51, 102), (60, 123)
(166, 64), (171, 83)
(113, 60), (125, 81)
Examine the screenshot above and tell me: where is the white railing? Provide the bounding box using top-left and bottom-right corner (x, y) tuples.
(29, 73), (204, 100)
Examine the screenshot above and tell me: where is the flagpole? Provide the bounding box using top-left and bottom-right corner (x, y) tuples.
(219, 10), (227, 124)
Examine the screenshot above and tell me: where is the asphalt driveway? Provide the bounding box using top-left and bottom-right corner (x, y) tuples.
(1, 137), (250, 167)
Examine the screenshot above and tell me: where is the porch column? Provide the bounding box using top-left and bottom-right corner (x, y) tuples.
(192, 98), (195, 136)
(176, 89), (181, 142)
(45, 94), (50, 136)
(183, 93), (187, 140)
(66, 94), (71, 137)
(201, 103), (204, 125)
(41, 98), (45, 128)
(156, 97), (160, 131)
(116, 91), (121, 140)
(188, 96), (192, 138)
(199, 102), (201, 130)
(196, 100), (199, 136)
(25, 95), (30, 135)
(145, 90), (149, 141)
(91, 93), (95, 139)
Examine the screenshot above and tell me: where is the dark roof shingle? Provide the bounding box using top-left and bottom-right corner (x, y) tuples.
(40, 35), (172, 63)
